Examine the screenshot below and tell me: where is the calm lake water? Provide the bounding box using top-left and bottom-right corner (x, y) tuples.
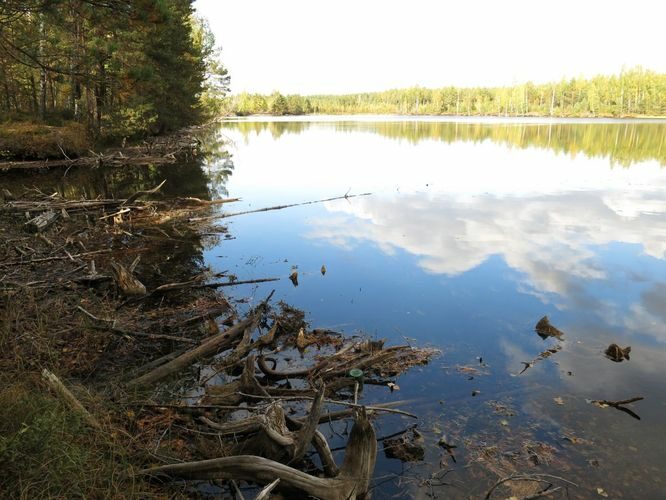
(5, 117), (666, 497)
(215, 117), (666, 498)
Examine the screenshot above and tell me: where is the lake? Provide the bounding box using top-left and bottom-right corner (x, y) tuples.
(215, 116), (666, 498)
(5, 116), (666, 497)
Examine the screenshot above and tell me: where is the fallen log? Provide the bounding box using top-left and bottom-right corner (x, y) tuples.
(140, 409), (377, 500)
(126, 310), (264, 389)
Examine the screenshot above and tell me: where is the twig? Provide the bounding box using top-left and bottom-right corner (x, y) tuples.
(0, 249), (113, 268)
(188, 192), (372, 222)
(121, 179), (167, 206)
(238, 393), (418, 418)
(590, 396), (644, 420)
(256, 478), (280, 500)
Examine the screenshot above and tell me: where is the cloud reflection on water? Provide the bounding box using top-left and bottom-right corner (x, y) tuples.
(308, 187), (666, 341)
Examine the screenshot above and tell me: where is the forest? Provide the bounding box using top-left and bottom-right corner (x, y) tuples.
(0, 0), (228, 143)
(226, 67), (666, 118)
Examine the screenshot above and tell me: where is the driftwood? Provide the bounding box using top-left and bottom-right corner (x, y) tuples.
(41, 369), (101, 429)
(140, 409), (377, 500)
(256, 479), (280, 500)
(0, 148), (184, 172)
(210, 321), (279, 377)
(126, 311), (264, 389)
(188, 192), (373, 223)
(25, 210), (58, 233)
(202, 355), (272, 406)
(121, 179), (166, 206)
(111, 261), (146, 296)
(220, 387), (329, 471)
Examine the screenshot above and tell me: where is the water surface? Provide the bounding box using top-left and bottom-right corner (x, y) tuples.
(213, 117), (666, 498)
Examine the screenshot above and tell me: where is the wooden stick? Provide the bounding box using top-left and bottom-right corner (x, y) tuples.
(0, 249), (113, 268)
(189, 193), (372, 222)
(41, 369), (101, 429)
(126, 292), (274, 388)
(255, 478), (280, 500)
(238, 393), (418, 419)
(126, 314), (258, 388)
(122, 179), (166, 206)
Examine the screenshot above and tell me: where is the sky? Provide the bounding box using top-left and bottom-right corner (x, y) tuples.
(194, 0), (666, 95)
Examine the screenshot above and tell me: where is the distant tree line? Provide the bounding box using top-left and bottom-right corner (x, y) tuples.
(225, 68), (665, 118)
(226, 91), (313, 116)
(0, 0), (229, 137)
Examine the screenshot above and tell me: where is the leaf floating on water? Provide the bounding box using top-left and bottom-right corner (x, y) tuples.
(288, 271), (298, 287)
(535, 315), (565, 339)
(320, 265), (326, 276)
(553, 397), (565, 405)
(597, 488), (609, 497)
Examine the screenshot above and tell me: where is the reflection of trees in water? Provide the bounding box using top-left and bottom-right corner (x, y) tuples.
(4, 130), (237, 202)
(222, 120), (310, 140)
(205, 152), (234, 199)
(20, 159), (216, 201)
(223, 120), (666, 167)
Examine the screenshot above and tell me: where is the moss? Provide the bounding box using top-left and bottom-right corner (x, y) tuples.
(0, 122), (90, 160)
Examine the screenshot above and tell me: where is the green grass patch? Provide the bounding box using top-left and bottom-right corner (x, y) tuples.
(0, 376), (142, 498)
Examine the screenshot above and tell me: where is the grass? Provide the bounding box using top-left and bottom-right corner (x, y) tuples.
(0, 376), (143, 499)
(0, 280), (155, 498)
(0, 121), (90, 160)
